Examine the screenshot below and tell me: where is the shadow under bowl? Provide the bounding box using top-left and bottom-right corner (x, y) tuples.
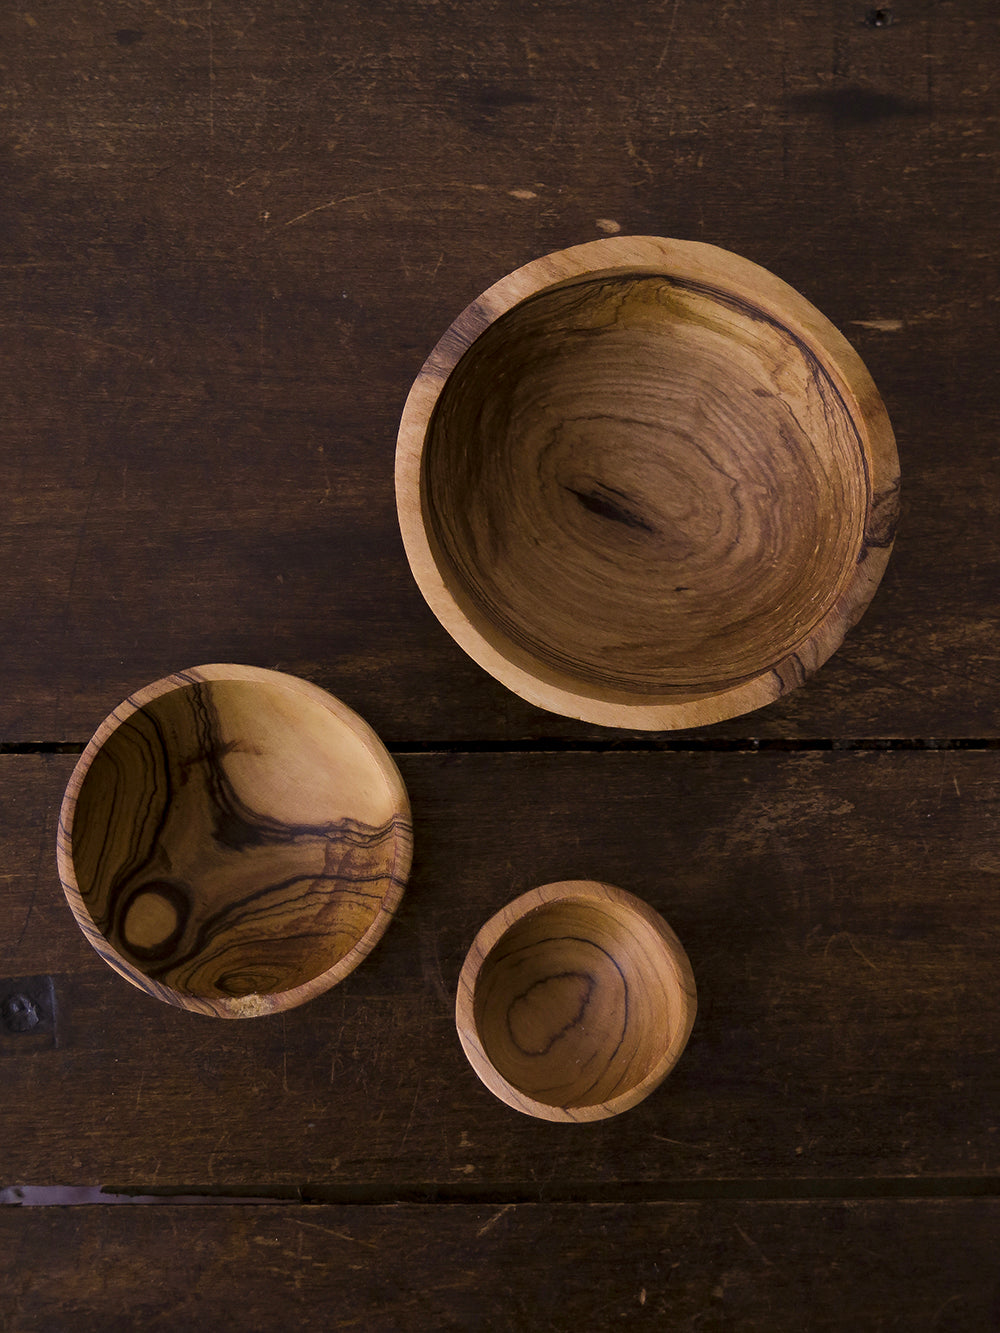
(56, 664), (412, 1018)
(396, 236), (900, 729)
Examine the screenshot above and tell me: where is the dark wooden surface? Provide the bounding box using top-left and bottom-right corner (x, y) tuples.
(4, 750), (1000, 1189)
(2, 1), (999, 1328)
(3, 1201), (999, 1332)
(2, 0), (999, 744)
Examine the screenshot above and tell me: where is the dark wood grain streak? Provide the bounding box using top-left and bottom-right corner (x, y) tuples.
(57, 667), (412, 1016)
(4, 750), (997, 1189)
(2, 1201), (998, 1332)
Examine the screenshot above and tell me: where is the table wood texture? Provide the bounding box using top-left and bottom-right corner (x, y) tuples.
(1, 0), (998, 745)
(2, 0), (999, 1328)
(4, 750), (999, 1189)
(3, 1201), (999, 1333)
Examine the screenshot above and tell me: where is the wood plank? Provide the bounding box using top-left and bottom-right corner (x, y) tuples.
(2, 1200), (998, 1331)
(3, 750), (997, 1189)
(1, 1), (999, 741)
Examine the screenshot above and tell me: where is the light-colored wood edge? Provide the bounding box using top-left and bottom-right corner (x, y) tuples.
(396, 236), (900, 730)
(455, 879), (697, 1122)
(55, 664), (412, 1019)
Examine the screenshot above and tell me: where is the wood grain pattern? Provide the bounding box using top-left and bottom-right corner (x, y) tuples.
(456, 881), (696, 1121)
(2, 2), (999, 1321)
(7, 750), (999, 1189)
(397, 237), (899, 728)
(3, 1200), (999, 1333)
(56, 666), (412, 1017)
(0, 3), (998, 742)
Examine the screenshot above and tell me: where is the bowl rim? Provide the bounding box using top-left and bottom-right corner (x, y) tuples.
(55, 663), (412, 1019)
(396, 235), (900, 730)
(455, 879), (698, 1122)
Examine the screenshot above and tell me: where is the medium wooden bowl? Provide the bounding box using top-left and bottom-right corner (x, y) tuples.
(456, 881), (697, 1122)
(56, 665), (412, 1018)
(397, 237), (900, 729)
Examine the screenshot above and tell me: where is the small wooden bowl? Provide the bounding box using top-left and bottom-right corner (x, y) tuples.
(397, 237), (900, 729)
(456, 881), (697, 1121)
(56, 665), (412, 1018)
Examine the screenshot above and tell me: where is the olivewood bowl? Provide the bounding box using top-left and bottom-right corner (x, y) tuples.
(56, 665), (412, 1018)
(396, 236), (900, 730)
(455, 880), (697, 1121)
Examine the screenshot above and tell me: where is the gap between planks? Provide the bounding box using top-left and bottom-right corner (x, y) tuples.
(4, 738), (1000, 758)
(4, 1178), (1000, 1208)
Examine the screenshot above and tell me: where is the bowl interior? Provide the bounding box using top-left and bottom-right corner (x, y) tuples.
(69, 676), (408, 1001)
(423, 273), (868, 700)
(472, 895), (685, 1112)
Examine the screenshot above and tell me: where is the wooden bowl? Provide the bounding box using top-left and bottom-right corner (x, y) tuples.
(56, 665), (412, 1018)
(397, 237), (900, 729)
(455, 881), (697, 1121)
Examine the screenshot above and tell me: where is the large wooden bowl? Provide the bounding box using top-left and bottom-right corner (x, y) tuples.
(56, 665), (412, 1018)
(456, 881), (697, 1122)
(396, 237), (900, 729)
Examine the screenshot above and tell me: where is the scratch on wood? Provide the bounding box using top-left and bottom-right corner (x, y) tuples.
(735, 1223), (773, 1267)
(929, 1295), (965, 1325)
(139, 3), (192, 30)
(315, 443), (332, 505)
(0, 322), (151, 362)
(11, 878), (40, 958)
(476, 1204), (514, 1238)
(420, 926), (449, 1010)
(824, 931), (879, 970)
(293, 1218), (378, 1249)
(399, 1083), (421, 1151)
(207, 0), (215, 146)
(851, 318), (904, 331)
(282, 182), (489, 228)
(205, 1131), (231, 1181)
(655, 0), (682, 72)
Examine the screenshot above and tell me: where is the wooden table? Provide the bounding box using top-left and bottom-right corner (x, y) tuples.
(2, 2), (998, 1327)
